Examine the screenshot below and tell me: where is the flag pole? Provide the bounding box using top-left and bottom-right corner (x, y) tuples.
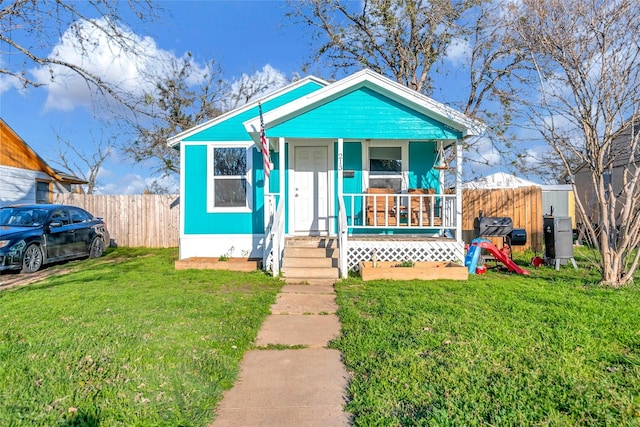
(258, 102), (271, 180)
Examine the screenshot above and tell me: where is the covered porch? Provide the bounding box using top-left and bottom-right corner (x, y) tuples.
(258, 137), (465, 277)
(243, 70), (481, 278)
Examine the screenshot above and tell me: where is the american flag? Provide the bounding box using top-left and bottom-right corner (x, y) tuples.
(258, 102), (271, 179)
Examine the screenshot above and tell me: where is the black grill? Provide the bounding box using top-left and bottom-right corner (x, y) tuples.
(474, 216), (513, 237)
(508, 228), (527, 246)
(474, 213), (527, 249)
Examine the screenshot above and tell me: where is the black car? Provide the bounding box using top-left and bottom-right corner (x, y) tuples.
(0, 204), (110, 273)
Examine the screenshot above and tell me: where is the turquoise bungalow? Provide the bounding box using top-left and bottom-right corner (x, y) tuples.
(168, 69), (482, 278)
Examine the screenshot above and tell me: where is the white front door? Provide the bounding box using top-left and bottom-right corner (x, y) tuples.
(293, 146), (329, 234)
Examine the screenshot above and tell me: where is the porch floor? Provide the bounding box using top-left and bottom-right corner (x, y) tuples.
(348, 234), (455, 242)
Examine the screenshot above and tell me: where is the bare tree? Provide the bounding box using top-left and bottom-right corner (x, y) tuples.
(123, 57), (226, 176)
(287, 0), (477, 94)
(444, 0), (532, 171)
(0, 0), (158, 111)
(221, 65), (290, 111)
(50, 131), (116, 194)
(288, 1), (532, 163)
(511, 0), (640, 286)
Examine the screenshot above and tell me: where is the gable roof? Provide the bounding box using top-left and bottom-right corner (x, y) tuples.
(167, 76), (329, 147)
(0, 118), (87, 184)
(243, 69), (484, 143)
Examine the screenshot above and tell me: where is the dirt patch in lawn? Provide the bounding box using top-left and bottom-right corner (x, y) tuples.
(0, 268), (73, 291)
(0, 257), (130, 291)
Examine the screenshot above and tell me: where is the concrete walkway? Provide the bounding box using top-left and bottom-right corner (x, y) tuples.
(211, 282), (351, 426)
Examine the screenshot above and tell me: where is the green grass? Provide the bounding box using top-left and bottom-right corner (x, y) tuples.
(0, 247), (282, 427)
(332, 250), (640, 426)
(3, 246), (639, 426)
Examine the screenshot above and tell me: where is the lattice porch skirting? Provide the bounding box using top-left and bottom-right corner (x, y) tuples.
(346, 239), (465, 271)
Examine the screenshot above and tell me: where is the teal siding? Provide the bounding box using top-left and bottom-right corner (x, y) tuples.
(184, 82), (325, 142)
(268, 151), (279, 194)
(408, 141), (440, 190)
(184, 145), (264, 235)
(265, 145), (289, 233)
(336, 142), (364, 227)
(270, 87), (462, 140)
(181, 81), (322, 235)
(180, 76), (464, 240)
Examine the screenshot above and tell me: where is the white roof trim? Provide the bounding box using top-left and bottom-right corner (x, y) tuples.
(167, 75), (329, 147)
(243, 68), (484, 140)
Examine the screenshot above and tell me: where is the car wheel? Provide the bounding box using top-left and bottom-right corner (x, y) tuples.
(89, 237), (105, 258)
(21, 244), (43, 274)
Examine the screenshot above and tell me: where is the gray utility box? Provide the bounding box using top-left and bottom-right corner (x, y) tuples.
(543, 216), (577, 269)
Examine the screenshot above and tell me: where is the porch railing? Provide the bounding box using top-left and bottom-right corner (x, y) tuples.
(337, 195), (349, 278)
(342, 193), (457, 231)
(262, 194), (275, 271)
(263, 194), (285, 276)
(272, 197), (286, 276)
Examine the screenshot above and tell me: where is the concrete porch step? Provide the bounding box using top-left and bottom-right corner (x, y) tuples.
(283, 246), (338, 259)
(282, 256), (336, 268)
(285, 237), (338, 249)
(282, 266), (339, 280)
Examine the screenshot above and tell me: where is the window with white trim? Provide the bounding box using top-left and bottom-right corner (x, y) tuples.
(208, 145), (252, 211)
(368, 146), (403, 192)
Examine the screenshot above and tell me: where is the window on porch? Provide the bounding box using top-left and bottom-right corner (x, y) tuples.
(369, 146), (402, 192)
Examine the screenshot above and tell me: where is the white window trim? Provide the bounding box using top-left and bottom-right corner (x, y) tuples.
(363, 140), (408, 192)
(207, 142), (253, 213)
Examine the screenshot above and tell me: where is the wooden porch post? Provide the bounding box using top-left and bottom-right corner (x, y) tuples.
(263, 139), (271, 230)
(456, 139), (463, 243)
(337, 138), (344, 199)
(337, 138), (348, 278)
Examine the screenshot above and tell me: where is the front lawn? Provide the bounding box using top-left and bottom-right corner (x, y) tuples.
(3, 246), (639, 426)
(333, 251), (640, 426)
(0, 248), (281, 426)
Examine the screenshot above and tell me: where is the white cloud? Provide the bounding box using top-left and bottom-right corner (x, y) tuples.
(147, 174), (179, 194)
(0, 73), (23, 95)
(29, 17), (207, 112)
(95, 172), (178, 195)
(520, 145), (547, 169)
(223, 64), (288, 110)
(445, 37), (471, 67)
(472, 136), (502, 165)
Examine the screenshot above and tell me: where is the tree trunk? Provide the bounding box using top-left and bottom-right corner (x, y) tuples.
(601, 245), (634, 287)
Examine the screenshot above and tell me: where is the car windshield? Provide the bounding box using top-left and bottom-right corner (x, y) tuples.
(0, 207), (50, 227)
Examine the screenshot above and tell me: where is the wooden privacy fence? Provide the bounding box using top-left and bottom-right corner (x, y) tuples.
(462, 186), (543, 253)
(53, 194), (180, 248)
(53, 188), (541, 251)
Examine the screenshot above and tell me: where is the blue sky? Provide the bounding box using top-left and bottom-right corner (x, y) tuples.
(1, 0), (518, 194)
